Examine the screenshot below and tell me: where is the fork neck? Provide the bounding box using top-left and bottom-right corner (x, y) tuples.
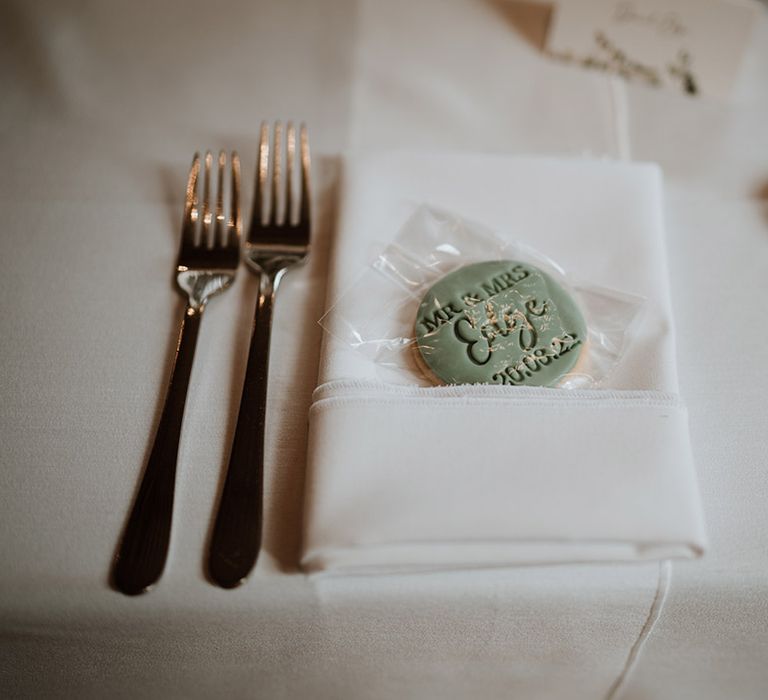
(258, 267), (287, 299)
(245, 259), (288, 294)
(177, 270), (234, 311)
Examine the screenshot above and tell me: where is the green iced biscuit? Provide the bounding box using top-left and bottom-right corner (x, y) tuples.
(414, 260), (586, 386)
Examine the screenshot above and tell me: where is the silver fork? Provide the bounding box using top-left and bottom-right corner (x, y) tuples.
(208, 122), (310, 588)
(113, 151), (241, 596)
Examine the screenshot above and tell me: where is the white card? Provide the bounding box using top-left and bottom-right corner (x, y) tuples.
(546, 0), (759, 98)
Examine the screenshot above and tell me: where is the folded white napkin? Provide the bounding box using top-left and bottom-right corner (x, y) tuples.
(301, 152), (707, 574)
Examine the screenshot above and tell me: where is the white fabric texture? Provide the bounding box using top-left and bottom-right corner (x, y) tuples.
(1, 0), (767, 698)
(302, 153), (706, 573)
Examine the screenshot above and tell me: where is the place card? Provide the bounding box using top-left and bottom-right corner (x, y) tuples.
(546, 0), (759, 98)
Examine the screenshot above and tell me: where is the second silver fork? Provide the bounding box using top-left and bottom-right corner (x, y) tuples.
(208, 122), (311, 588)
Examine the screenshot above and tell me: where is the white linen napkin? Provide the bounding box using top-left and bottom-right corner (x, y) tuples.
(301, 152), (707, 574)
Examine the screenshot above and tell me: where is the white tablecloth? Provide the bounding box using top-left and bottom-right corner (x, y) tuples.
(1, 1), (767, 698)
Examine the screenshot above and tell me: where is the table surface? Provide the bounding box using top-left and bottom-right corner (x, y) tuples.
(1, 1), (767, 698)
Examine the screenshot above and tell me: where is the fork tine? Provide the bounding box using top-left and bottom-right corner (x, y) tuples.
(249, 123), (269, 232)
(227, 151), (241, 248)
(286, 122), (295, 225)
(299, 123), (311, 229)
(181, 153), (201, 248)
(214, 150), (226, 247)
(270, 121), (283, 226)
(201, 151), (213, 247)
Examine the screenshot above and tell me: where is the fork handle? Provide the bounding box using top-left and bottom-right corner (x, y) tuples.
(113, 304), (202, 595)
(208, 271), (282, 588)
